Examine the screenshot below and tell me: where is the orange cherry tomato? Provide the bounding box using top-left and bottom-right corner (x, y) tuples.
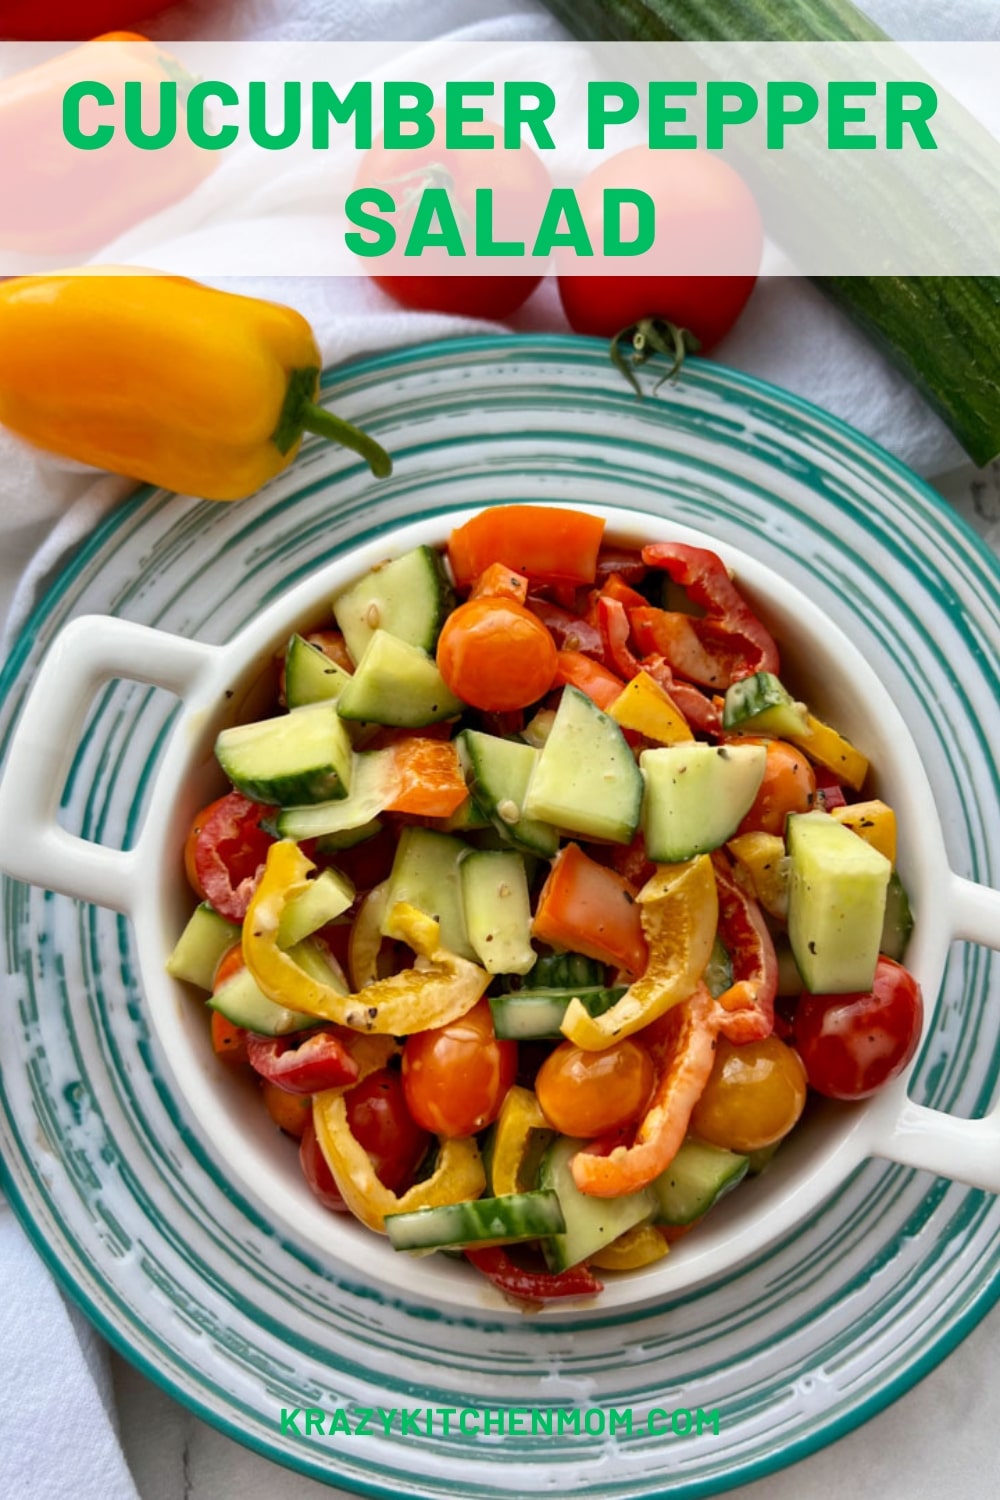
(402, 999), (517, 1138)
(210, 1009), (250, 1068)
(690, 1034), (807, 1153)
(436, 598), (558, 713)
(261, 1080), (312, 1138)
(535, 1038), (655, 1138)
(736, 739), (817, 837)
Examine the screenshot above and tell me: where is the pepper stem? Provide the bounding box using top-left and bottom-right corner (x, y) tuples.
(300, 403), (393, 479)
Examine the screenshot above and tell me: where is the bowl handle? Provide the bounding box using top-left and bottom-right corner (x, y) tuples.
(868, 872), (1000, 1191)
(0, 615), (217, 913)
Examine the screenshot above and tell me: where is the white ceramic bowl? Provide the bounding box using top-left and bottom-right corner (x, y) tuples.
(2, 499), (998, 1317)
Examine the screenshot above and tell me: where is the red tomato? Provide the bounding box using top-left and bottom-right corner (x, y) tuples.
(0, 4), (175, 37)
(793, 956), (924, 1100)
(736, 739), (817, 837)
(535, 1038), (654, 1138)
(299, 1067), (432, 1213)
(184, 792), (276, 922)
(402, 1000), (517, 1138)
(436, 598), (558, 712)
(352, 110), (549, 319)
(557, 147), (761, 350)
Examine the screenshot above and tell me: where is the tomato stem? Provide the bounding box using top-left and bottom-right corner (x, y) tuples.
(609, 317), (701, 398)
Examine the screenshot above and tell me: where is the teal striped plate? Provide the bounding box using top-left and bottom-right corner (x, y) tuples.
(1, 335), (998, 1496)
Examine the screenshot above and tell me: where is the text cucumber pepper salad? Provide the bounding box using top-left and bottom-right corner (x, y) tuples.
(169, 505), (923, 1307)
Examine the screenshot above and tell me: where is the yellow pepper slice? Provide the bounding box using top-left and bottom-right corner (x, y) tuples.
(561, 856), (718, 1051)
(831, 799), (897, 866)
(313, 1092), (486, 1234)
(793, 713), (868, 791)
(488, 1086), (551, 1197)
(243, 840), (489, 1034)
(725, 831), (789, 920)
(588, 1223), (669, 1271)
(608, 671), (694, 745)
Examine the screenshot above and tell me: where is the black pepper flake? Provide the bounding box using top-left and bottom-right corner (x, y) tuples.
(225, 689), (234, 699)
(368, 1005), (378, 1018)
(808, 940), (817, 954)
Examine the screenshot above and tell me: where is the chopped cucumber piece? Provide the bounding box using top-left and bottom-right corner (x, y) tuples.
(521, 707), (557, 748)
(703, 936), (733, 1000)
(332, 545), (454, 665)
(774, 935), (806, 997)
(207, 932), (345, 1036)
(787, 809), (891, 993)
(460, 850), (535, 976)
(284, 634), (351, 708)
(277, 868), (354, 949)
(880, 871), (914, 962)
(439, 792), (491, 834)
(746, 1141), (781, 1176)
(538, 1135), (655, 1272)
(489, 986), (627, 1040)
(216, 702), (353, 807)
(385, 1190), (565, 1251)
(276, 749), (396, 840)
(640, 742), (766, 862)
(382, 826), (475, 961)
(314, 818), (383, 852)
(336, 630), (463, 727)
(650, 1138), (749, 1226)
(722, 671), (808, 738)
(456, 729), (558, 857)
(166, 903), (240, 990)
(526, 952), (606, 991)
(523, 686), (643, 844)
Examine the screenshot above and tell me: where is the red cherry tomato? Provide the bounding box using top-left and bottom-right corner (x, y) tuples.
(299, 1067), (432, 1214)
(402, 1000), (517, 1138)
(557, 147), (761, 350)
(183, 792), (276, 922)
(535, 1038), (654, 1138)
(793, 956), (924, 1100)
(736, 739), (817, 837)
(352, 109), (549, 319)
(436, 597), (558, 712)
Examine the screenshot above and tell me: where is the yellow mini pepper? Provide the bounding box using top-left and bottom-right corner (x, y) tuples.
(0, 270), (391, 500)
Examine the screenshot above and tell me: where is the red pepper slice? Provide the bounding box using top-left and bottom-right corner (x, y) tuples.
(597, 595), (642, 680)
(600, 573), (649, 612)
(639, 543), (780, 685)
(711, 855), (777, 1044)
(635, 654), (721, 738)
(246, 1030), (360, 1095)
(464, 1246), (603, 1303)
(595, 547), (648, 587)
(526, 597), (603, 655)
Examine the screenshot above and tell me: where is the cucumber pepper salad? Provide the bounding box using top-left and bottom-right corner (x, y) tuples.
(169, 504), (923, 1307)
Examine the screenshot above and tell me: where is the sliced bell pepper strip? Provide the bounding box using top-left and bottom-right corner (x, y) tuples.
(725, 831), (789, 921)
(488, 1085), (550, 1197)
(710, 855), (777, 1045)
(560, 856), (718, 1051)
(637, 655), (722, 737)
(600, 573), (650, 612)
(570, 983), (721, 1197)
(526, 598), (603, 655)
(597, 595), (643, 681)
(448, 506), (605, 591)
(245, 1030), (359, 1095)
(553, 650), (625, 711)
(641, 543), (780, 678)
(532, 842), (648, 977)
(464, 1245), (603, 1303)
(313, 1090), (485, 1234)
(629, 606), (763, 692)
(595, 547), (648, 587)
(587, 1222), (670, 1271)
(243, 840), (489, 1034)
(608, 669), (694, 747)
(830, 798), (897, 865)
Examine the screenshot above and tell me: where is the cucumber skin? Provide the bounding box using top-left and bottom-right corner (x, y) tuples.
(538, 0), (1000, 467)
(384, 1190), (565, 1251)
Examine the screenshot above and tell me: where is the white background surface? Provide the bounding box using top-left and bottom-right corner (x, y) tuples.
(2, 1), (1000, 1497)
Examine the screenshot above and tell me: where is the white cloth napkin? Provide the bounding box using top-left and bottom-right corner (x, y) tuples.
(0, 2), (996, 1498)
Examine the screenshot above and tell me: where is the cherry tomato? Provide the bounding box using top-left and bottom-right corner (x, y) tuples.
(557, 147), (761, 350)
(0, 3), (175, 38)
(736, 739), (817, 837)
(261, 1080), (311, 1139)
(210, 1009), (249, 1069)
(535, 1038), (654, 1138)
(184, 791), (276, 921)
(352, 110), (549, 319)
(793, 956), (923, 1101)
(690, 1035), (807, 1153)
(402, 1000), (517, 1138)
(299, 1067), (432, 1214)
(436, 597), (558, 712)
